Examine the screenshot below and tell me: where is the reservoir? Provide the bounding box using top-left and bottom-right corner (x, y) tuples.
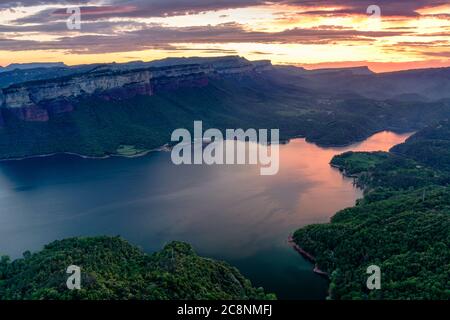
(0, 131), (411, 299)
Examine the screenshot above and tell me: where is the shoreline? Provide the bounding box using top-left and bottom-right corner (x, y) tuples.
(305, 128), (414, 149)
(0, 129), (410, 163)
(0, 144), (172, 162)
(287, 235), (329, 279)
(330, 163), (360, 179)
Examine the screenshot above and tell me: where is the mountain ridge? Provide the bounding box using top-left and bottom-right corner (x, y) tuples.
(1, 56), (450, 159)
(0, 56), (272, 123)
(0, 62), (67, 73)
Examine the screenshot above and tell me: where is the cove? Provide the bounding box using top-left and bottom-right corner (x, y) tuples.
(0, 131), (412, 299)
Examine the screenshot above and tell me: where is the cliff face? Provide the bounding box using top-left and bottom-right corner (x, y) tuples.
(0, 69), (154, 122)
(0, 56), (272, 123)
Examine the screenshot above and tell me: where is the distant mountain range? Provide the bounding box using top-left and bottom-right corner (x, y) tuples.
(274, 64), (450, 101)
(2, 58), (449, 101)
(0, 56), (449, 159)
(0, 62), (67, 73)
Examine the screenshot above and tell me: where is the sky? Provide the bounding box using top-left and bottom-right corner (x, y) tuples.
(0, 0), (449, 72)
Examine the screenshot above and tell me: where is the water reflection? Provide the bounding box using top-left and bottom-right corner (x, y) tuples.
(0, 131), (412, 299)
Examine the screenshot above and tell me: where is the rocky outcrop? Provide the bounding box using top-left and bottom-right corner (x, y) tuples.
(45, 99), (74, 115)
(0, 56), (272, 123)
(11, 106), (49, 122)
(1, 69), (153, 107)
(252, 60), (273, 73)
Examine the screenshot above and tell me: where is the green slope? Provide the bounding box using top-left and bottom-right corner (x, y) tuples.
(293, 121), (450, 300)
(1, 75), (450, 159)
(0, 237), (275, 300)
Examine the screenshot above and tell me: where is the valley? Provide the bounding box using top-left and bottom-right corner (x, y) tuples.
(0, 57), (449, 300)
(1, 57), (450, 160)
(0, 130), (410, 300)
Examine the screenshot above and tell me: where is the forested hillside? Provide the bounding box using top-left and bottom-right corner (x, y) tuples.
(293, 121), (450, 300)
(392, 120), (450, 171)
(2, 65), (450, 159)
(0, 237), (275, 300)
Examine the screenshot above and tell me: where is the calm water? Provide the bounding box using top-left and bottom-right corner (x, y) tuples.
(0, 131), (411, 299)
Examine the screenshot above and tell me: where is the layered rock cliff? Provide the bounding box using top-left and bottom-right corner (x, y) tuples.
(0, 56), (272, 123)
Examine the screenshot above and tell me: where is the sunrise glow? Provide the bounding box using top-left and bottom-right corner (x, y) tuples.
(0, 0), (449, 72)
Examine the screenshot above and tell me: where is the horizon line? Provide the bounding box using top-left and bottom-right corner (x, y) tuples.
(1, 56), (449, 74)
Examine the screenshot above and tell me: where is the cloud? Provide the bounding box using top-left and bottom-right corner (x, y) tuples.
(0, 0), (448, 66)
(423, 51), (450, 57)
(282, 0), (450, 17)
(0, 19), (149, 34)
(0, 22), (408, 54)
(6, 0), (266, 23)
(13, 0), (450, 17)
(4, 0), (449, 22)
(0, 0), (91, 10)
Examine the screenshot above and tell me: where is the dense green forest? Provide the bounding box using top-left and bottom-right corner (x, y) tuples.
(1, 74), (450, 159)
(0, 237), (275, 300)
(294, 121), (450, 300)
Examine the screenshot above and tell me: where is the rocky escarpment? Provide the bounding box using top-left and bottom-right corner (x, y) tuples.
(0, 56), (272, 124)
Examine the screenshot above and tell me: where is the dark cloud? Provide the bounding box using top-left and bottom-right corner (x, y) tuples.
(383, 40), (450, 58)
(0, 22), (408, 53)
(8, 0), (449, 23)
(0, 19), (150, 33)
(0, 0), (90, 9)
(5, 0), (449, 33)
(249, 50), (272, 55)
(0, 0), (448, 58)
(283, 0), (449, 17)
(423, 51), (450, 57)
(7, 0), (266, 23)
(394, 40), (449, 47)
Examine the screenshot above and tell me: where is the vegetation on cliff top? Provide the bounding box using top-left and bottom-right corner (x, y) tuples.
(294, 121), (450, 300)
(0, 236), (275, 300)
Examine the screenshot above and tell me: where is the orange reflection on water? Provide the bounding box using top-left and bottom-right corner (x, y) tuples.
(171, 130), (414, 256)
(275, 131), (414, 225)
